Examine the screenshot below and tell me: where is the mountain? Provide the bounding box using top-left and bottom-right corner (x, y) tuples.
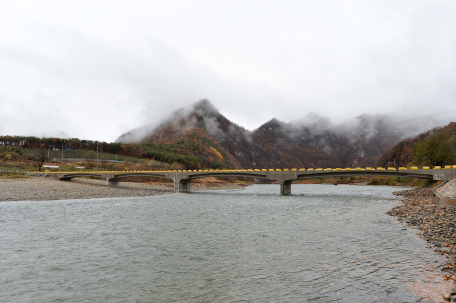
(376, 122), (456, 167)
(116, 99), (435, 169)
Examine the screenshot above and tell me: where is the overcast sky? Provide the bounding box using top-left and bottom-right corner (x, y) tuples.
(1, 0), (455, 142)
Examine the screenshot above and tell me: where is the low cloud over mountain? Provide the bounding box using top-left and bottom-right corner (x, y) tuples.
(117, 99), (450, 169)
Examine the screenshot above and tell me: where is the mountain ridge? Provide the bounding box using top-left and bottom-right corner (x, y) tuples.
(116, 99), (443, 169)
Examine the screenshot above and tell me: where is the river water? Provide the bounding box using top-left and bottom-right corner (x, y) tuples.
(0, 184), (450, 302)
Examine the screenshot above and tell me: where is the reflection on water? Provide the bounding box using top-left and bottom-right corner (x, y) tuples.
(0, 184), (450, 302)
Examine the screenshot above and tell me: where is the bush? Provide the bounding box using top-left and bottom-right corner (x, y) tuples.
(368, 177), (386, 185)
(3, 153), (12, 162)
(418, 179), (431, 188)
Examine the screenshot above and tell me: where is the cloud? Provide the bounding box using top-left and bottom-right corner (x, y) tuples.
(0, 1), (455, 142)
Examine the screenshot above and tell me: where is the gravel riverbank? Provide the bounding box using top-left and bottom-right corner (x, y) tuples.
(0, 176), (248, 202)
(388, 182), (456, 301)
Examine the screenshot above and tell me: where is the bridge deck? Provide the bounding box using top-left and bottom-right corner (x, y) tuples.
(31, 165), (456, 195)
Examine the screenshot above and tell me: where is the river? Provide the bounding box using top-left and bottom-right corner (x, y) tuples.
(0, 184), (450, 302)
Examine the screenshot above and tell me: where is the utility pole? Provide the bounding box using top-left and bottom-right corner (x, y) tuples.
(62, 145), (64, 164)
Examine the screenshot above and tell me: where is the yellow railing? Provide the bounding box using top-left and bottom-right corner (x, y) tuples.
(31, 165), (456, 174)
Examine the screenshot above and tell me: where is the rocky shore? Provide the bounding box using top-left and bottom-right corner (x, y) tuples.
(0, 176), (248, 202)
(388, 183), (456, 302)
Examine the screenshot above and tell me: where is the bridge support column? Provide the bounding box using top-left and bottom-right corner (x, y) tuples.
(280, 180), (292, 195)
(107, 178), (120, 187)
(175, 178), (191, 193)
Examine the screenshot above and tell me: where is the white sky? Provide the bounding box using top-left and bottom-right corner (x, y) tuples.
(1, 0), (455, 142)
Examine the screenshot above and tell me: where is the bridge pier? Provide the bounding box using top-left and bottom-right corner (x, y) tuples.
(175, 178), (191, 193)
(280, 180), (292, 195)
(107, 178), (120, 187)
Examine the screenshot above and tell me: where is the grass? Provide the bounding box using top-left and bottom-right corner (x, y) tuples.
(0, 162), (37, 171)
(367, 176), (434, 187)
(0, 172), (30, 179)
(24, 149), (140, 162)
(295, 176), (371, 185)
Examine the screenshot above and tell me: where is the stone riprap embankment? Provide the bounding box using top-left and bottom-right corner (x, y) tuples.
(0, 177), (247, 202)
(436, 179), (456, 198)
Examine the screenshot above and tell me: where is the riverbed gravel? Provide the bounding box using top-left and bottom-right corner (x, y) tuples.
(0, 176), (247, 202)
(389, 183), (456, 301)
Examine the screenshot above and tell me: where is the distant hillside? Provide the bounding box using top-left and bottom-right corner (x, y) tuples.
(376, 122), (456, 167)
(117, 99), (427, 169)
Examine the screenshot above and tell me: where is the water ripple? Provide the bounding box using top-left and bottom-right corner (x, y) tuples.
(0, 184), (450, 302)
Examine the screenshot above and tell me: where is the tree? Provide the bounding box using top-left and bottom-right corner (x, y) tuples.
(139, 159), (150, 170)
(412, 133), (456, 167)
(100, 155), (108, 170)
(31, 149), (49, 171)
(84, 150), (96, 170)
(4, 153), (12, 162)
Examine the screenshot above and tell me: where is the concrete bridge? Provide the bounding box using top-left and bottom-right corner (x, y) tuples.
(40, 165), (456, 195)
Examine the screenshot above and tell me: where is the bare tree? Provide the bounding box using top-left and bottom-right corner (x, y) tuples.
(84, 151), (96, 170)
(100, 155), (108, 170)
(31, 149), (49, 171)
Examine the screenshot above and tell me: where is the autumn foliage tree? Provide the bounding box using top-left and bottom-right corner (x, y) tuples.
(412, 133), (456, 167)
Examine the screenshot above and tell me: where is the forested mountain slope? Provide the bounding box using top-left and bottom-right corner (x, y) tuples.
(117, 99), (416, 169)
(377, 122), (456, 167)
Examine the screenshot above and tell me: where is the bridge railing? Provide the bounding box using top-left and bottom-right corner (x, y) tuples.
(25, 165), (456, 195)
(27, 165), (456, 174)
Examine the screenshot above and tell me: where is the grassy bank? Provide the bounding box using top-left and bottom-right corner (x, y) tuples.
(366, 176), (435, 187)
(0, 162), (37, 171)
(0, 171), (30, 179)
(294, 176), (437, 187)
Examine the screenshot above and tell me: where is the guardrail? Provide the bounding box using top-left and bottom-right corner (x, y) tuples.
(28, 165), (456, 174)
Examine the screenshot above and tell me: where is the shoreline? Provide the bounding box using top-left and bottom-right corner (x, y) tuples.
(389, 187), (456, 276)
(389, 186), (456, 301)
